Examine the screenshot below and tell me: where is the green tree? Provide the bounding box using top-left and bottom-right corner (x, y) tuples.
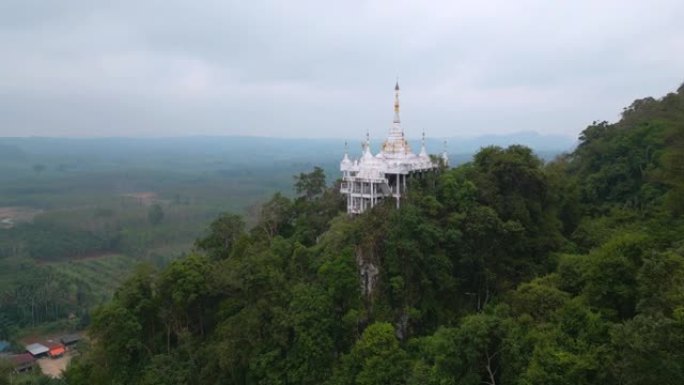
(282, 284), (336, 384)
(294, 166), (326, 200)
(411, 310), (508, 385)
(511, 275), (570, 322)
(157, 254), (213, 341)
(581, 234), (649, 320)
(89, 303), (145, 383)
(195, 213), (245, 260)
(332, 322), (409, 385)
(254, 193), (293, 240)
(520, 299), (611, 385)
(610, 313), (684, 385)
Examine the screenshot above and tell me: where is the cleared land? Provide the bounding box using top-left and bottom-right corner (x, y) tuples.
(0, 206), (42, 228)
(37, 354), (73, 378)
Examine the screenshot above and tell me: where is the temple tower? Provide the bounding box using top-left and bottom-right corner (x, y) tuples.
(340, 82), (443, 214)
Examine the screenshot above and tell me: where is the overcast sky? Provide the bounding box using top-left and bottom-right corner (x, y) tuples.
(1, 0), (683, 139)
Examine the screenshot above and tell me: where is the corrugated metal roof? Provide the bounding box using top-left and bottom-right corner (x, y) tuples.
(60, 334), (81, 345)
(25, 343), (49, 356)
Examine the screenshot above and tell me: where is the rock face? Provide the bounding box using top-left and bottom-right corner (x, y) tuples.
(356, 246), (410, 341)
(395, 311), (409, 341)
(356, 248), (379, 299)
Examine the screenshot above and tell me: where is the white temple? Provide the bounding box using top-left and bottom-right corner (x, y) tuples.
(340, 82), (448, 214)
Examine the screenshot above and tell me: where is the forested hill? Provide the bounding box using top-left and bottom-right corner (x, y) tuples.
(62, 83), (684, 385)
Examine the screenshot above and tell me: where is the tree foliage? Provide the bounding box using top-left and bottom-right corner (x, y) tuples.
(60, 83), (684, 385)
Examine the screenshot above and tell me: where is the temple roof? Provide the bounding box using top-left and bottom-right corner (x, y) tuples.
(340, 82), (437, 176)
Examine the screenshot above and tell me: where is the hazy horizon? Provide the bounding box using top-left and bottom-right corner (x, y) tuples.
(0, 129), (574, 140)
(0, 131), (576, 157)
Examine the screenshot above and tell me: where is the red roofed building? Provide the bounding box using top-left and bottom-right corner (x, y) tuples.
(46, 342), (65, 358)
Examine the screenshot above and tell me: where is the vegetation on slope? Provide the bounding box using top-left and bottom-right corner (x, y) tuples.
(0, 153), (332, 333)
(11, 83), (684, 384)
(58, 88), (684, 384)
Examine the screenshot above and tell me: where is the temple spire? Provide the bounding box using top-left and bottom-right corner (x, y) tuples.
(393, 80), (401, 125)
(364, 130), (371, 153)
(420, 131), (428, 157)
(383, 79), (411, 155)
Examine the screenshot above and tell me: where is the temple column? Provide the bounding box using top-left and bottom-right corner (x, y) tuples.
(396, 174), (400, 209)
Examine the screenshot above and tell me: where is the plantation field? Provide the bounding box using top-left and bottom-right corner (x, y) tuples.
(0, 139), (343, 336)
(46, 254), (139, 302)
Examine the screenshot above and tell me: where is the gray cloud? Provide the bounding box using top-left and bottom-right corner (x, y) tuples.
(1, 0), (683, 139)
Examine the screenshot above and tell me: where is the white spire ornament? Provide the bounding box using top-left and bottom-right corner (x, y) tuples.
(419, 131), (428, 158)
(342, 141), (351, 165)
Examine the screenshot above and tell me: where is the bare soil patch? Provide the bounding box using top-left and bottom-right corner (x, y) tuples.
(0, 206), (42, 228)
(121, 191), (158, 205)
(37, 353), (73, 378)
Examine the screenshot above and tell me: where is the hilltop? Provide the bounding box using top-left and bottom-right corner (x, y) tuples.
(3, 83), (684, 384)
(46, 82), (684, 385)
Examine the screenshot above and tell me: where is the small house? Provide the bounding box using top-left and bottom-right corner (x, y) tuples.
(9, 353), (36, 373)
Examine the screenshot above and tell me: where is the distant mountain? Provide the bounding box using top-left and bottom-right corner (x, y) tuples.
(443, 131), (576, 153)
(0, 131), (575, 166)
